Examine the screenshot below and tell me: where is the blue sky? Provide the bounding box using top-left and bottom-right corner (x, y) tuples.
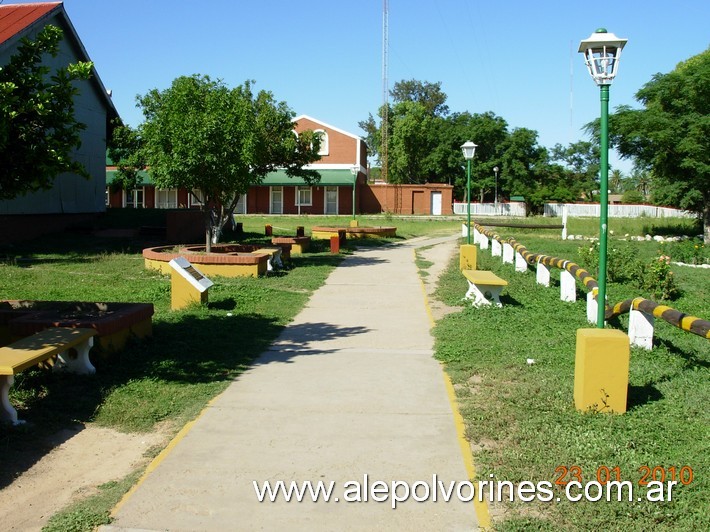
(26, 0), (710, 172)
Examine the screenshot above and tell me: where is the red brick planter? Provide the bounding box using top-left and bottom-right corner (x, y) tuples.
(0, 300), (154, 355)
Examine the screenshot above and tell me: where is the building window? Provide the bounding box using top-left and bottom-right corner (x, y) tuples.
(189, 189), (205, 208)
(156, 189), (178, 209)
(124, 188), (145, 208)
(296, 186), (312, 206)
(235, 193), (247, 214)
(314, 129), (328, 156)
(270, 186), (283, 214)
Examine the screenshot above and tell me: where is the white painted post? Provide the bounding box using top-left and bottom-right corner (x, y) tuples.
(628, 309), (654, 350)
(586, 291), (597, 324)
(536, 259), (550, 287)
(461, 223), (468, 238)
(562, 204), (568, 240)
(473, 227), (481, 244)
(491, 239), (502, 257)
(515, 251), (527, 273)
(560, 265), (576, 302)
(480, 234), (489, 250)
(502, 243), (514, 264)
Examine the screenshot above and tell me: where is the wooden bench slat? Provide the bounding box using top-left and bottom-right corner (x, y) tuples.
(0, 328), (96, 375)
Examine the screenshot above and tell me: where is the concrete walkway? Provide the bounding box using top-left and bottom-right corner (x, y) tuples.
(104, 236), (481, 531)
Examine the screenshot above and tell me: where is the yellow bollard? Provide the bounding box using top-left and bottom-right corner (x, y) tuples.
(459, 244), (477, 271)
(574, 328), (630, 413)
(349, 219), (359, 228)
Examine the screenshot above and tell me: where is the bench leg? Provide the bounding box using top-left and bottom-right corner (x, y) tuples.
(464, 282), (504, 308)
(55, 337), (96, 375)
(487, 286), (504, 307)
(0, 375), (19, 424)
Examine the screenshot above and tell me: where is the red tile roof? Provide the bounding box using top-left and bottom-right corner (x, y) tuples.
(0, 2), (61, 45)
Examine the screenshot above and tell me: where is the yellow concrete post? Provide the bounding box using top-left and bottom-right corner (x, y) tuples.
(459, 244), (477, 271)
(574, 328), (630, 413)
(349, 219), (359, 228)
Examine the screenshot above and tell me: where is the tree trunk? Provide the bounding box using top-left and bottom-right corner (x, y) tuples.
(204, 209), (213, 253)
(704, 203), (710, 245)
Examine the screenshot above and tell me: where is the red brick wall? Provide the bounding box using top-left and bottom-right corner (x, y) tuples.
(360, 183), (453, 215)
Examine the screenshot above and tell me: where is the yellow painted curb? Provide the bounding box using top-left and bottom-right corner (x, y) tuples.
(414, 248), (492, 529)
(110, 393), (224, 517)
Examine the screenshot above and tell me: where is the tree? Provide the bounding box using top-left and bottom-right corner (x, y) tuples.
(0, 25), (93, 200)
(551, 141), (600, 201)
(358, 79), (449, 181)
(111, 75), (321, 250)
(389, 79), (449, 117)
(499, 128), (550, 214)
(610, 48), (710, 242)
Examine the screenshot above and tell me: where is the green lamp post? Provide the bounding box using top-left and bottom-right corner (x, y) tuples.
(579, 29), (627, 328)
(350, 165), (358, 220)
(461, 141), (477, 244)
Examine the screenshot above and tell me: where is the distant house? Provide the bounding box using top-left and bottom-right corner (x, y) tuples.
(0, 1), (118, 227)
(106, 115), (368, 216)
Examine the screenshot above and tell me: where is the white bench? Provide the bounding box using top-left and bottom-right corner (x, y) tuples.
(462, 270), (508, 307)
(0, 327), (96, 424)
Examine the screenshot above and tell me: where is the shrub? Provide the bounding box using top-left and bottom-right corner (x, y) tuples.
(577, 241), (641, 283)
(639, 252), (681, 300)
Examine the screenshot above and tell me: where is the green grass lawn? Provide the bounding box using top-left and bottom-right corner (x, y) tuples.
(433, 229), (709, 530)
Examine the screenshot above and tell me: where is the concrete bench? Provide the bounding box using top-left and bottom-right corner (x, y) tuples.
(462, 270), (508, 307)
(250, 247), (283, 271)
(0, 327), (96, 424)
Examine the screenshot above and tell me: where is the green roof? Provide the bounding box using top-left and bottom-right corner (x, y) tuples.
(259, 169), (355, 186)
(105, 168), (354, 187)
(106, 169), (153, 186)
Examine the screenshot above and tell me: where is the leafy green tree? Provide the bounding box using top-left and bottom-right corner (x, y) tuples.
(389, 79), (449, 117)
(610, 48), (710, 242)
(551, 141), (600, 201)
(111, 75), (321, 250)
(358, 79), (449, 181)
(0, 25), (93, 200)
(438, 111), (509, 201)
(609, 169), (624, 194)
(499, 128), (550, 214)
(387, 100), (441, 183)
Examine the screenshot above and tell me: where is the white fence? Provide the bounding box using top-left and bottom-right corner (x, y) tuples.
(453, 202), (527, 217)
(543, 203), (694, 218)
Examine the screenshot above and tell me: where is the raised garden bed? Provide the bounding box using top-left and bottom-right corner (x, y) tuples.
(0, 300), (154, 355)
(143, 244), (274, 277)
(311, 226), (397, 239)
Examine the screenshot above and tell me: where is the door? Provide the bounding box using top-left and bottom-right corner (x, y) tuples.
(431, 191), (442, 215)
(270, 186), (283, 214)
(324, 186), (338, 214)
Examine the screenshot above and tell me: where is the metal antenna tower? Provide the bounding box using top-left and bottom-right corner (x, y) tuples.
(381, 0), (389, 182)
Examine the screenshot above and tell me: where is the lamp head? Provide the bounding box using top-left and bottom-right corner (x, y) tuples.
(579, 28), (628, 86)
(461, 141), (477, 160)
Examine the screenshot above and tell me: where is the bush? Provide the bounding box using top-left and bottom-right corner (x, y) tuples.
(664, 239), (709, 265)
(637, 252), (681, 300)
(576, 241), (641, 283)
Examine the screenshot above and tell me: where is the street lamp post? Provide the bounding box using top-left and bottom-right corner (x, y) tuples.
(579, 28), (627, 328)
(493, 166), (499, 214)
(350, 165), (358, 220)
(461, 141), (477, 244)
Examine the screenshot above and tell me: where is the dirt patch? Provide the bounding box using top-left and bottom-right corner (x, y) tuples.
(415, 236), (462, 321)
(0, 424), (167, 531)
